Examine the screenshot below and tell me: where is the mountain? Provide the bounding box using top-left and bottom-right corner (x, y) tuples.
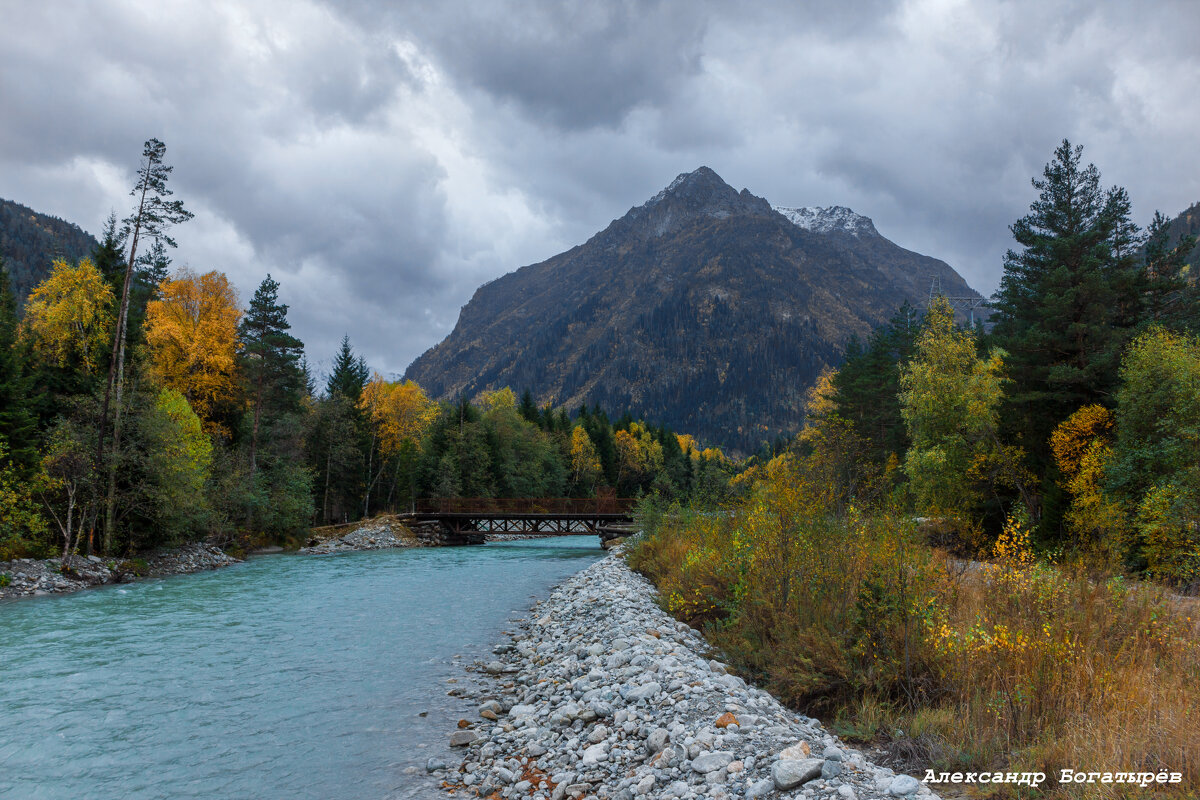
(0, 198), (98, 305)
(404, 167), (982, 453)
(1161, 201), (1200, 265)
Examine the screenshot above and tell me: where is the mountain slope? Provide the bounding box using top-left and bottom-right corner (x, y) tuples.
(405, 167), (981, 453)
(0, 198), (98, 304)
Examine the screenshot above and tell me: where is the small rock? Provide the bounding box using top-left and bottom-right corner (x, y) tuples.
(646, 728), (670, 754)
(837, 786), (858, 800)
(635, 775), (655, 795)
(888, 775), (921, 796)
(580, 743), (607, 765)
(822, 759), (843, 779)
(692, 751), (735, 774)
(425, 756), (447, 773)
(772, 758), (823, 791)
(449, 730), (481, 747)
(715, 712), (739, 728)
(745, 778), (774, 799)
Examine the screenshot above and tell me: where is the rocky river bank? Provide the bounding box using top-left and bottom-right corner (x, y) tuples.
(0, 543), (241, 601)
(438, 552), (936, 800)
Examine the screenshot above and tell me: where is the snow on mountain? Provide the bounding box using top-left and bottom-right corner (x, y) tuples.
(774, 205), (878, 237)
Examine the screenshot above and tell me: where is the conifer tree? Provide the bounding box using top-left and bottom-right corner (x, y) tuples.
(990, 140), (1143, 480)
(325, 336), (370, 401)
(0, 260), (36, 470)
(98, 138), (192, 553)
(239, 275), (304, 471)
(1143, 210), (1197, 331)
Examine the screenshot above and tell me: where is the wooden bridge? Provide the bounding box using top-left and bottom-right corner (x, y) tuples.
(404, 497), (638, 546)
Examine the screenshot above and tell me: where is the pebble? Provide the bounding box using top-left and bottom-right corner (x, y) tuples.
(441, 553), (938, 800)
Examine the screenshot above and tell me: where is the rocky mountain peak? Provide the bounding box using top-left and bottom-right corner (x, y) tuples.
(616, 167), (774, 241)
(773, 205), (879, 238)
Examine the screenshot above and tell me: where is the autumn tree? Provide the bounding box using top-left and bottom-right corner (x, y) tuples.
(141, 389), (213, 540)
(22, 258), (114, 374)
(1050, 405), (1125, 563)
(359, 375), (435, 514)
(569, 425), (603, 496)
(145, 269), (242, 435)
(900, 297), (1012, 528)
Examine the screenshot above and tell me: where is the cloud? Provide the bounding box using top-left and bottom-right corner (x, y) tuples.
(2, 0), (1198, 380)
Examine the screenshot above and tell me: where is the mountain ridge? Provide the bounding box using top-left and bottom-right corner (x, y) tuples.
(405, 167), (982, 453)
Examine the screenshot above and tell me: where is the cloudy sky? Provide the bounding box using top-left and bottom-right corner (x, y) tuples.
(3, 0), (1198, 379)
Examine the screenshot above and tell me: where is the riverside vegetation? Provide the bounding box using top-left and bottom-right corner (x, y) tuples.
(629, 142), (1200, 797)
(0, 139), (734, 569)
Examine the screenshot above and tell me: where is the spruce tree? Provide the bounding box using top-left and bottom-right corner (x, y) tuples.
(990, 140), (1143, 484)
(325, 335), (369, 401)
(0, 259), (36, 470)
(239, 274), (305, 471)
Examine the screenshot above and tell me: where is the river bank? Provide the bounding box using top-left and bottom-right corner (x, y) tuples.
(0, 543), (240, 601)
(440, 552), (935, 800)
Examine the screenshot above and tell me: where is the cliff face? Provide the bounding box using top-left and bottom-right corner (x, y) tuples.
(405, 167), (981, 453)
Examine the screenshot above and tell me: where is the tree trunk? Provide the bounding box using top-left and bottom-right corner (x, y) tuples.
(250, 368), (263, 473)
(98, 183), (148, 554)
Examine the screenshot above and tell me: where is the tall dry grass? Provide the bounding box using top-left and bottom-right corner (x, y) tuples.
(627, 462), (1199, 797)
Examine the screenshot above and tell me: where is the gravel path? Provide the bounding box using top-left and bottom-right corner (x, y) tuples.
(439, 553), (937, 800)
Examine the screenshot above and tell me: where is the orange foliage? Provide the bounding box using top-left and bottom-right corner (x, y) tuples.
(145, 270), (242, 434)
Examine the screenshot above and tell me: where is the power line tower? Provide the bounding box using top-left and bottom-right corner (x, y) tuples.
(928, 277), (992, 327)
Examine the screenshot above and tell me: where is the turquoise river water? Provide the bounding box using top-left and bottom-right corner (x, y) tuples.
(0, 536), (604, 800)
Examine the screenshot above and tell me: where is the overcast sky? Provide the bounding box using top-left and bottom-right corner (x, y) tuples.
(3, 0), (1198, 379)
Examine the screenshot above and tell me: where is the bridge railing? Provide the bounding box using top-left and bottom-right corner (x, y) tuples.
(413, 497), (636, 515)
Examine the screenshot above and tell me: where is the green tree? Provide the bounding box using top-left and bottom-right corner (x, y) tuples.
(98, 138), (192, 553)
(900, 297), (1009, 526)
(326, 335), (370, 402)
(0, 260), (36, 470)
(239, 275), (305, 472)
(990, 140), (1143, 481)
(141, 389), (213, 541)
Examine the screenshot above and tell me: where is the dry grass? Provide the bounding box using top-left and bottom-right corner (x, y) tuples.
(628, 466), (1200, 797)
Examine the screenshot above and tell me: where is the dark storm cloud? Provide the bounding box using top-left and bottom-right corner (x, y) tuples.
(2, 0), (1198, 378)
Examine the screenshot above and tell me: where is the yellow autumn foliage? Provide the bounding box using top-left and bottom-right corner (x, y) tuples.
(359, 374), (436, 457)
(145, 269), (242, 434)
(22, 257), (114, 374)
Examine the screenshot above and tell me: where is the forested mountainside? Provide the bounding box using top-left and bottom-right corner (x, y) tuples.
(1162, 201), (1200, 265)
(405, 167), (982, 453)
(0, 198), (98, 304)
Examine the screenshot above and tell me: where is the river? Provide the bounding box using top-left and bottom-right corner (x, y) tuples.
(0, 536), (604, 800)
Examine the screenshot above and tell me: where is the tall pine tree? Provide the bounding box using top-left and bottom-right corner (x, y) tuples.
(239, 275), (305, 472)
(325, 335), (370, 401)
(990, 140), (1143, 483)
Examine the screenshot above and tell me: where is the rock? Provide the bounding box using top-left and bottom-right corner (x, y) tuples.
(779, 741), (811, 760)
(495, 767), (516, 784)
(635, 775), (655, 795)
(822, 758), (843, 779)
(727, 760), (744, 773)
(824, 745), (845, 761)
(449, 730), (481, 747)
(425, 756), (448, 772)
(692, 751), (735, 774)
(837, 786), (858, 799)
(626, 681), (662, 702)
(480, 708), (499, 720)
(745, 778), (774, 799)
(646, 728), (670, 754)
(483, 661), (506, 674)
(888, 775), (921, 796)
(772, 758), (823, 790)
(715, 711), (739, 728)
(456, 719), (470, 728)
(580, 743), (607, 765)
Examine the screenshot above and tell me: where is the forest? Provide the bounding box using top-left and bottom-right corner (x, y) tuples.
(629, 140), (1200, 795)
(0, 139), (734, 562)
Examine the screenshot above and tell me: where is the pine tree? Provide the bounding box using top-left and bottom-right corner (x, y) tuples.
(326, 335), (370, 401)
(98, 138), (193, 554)
(239, 275), (305, 471)
(0, 259), (36, 470)
(990, 140), (1144, 482)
